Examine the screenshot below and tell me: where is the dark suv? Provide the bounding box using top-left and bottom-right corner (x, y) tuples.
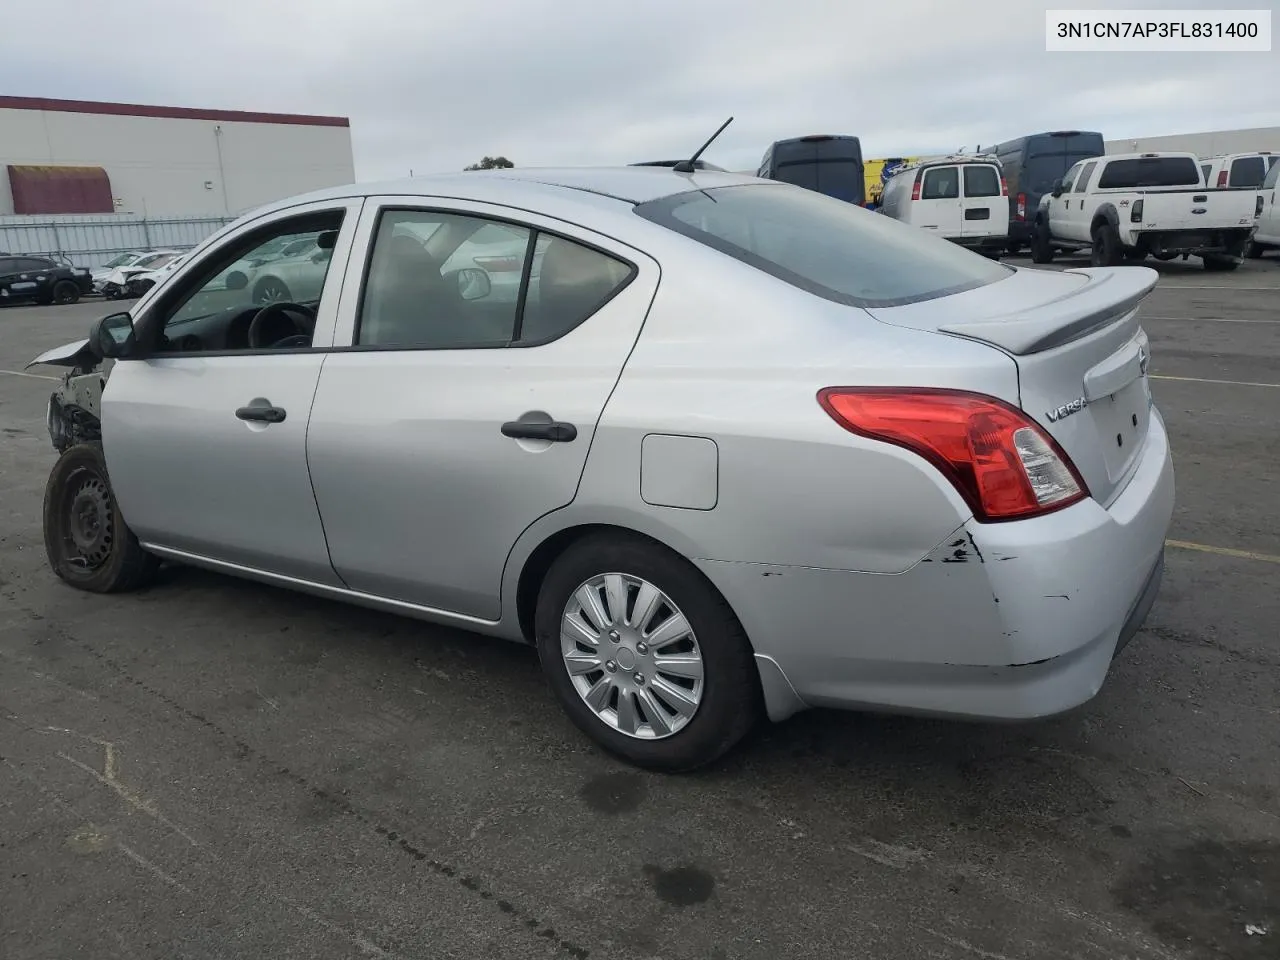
(0, 255), (93, 306)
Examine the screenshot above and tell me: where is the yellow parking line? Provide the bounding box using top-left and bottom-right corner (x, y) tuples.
(1167, 539), (1280, 564)
(1151, 374), (1280, 389)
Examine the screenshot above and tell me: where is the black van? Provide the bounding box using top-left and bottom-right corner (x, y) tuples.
(757, 135), (865, 206)
(980, 131), (1105, 253)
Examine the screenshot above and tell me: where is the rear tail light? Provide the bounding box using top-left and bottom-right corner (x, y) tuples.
(817, 388), (1088, 522)
(1131, 199), (1144, 223)
(1257, 195), (1265, 218)
(911, 179), (921, 202)
(1015, 192), (1026, 220)
(1000, 177), (1008, 197)
(1216, 170), (1228, 188)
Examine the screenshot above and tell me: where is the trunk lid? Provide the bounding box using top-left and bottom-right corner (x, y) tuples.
(1136, 187), (1258, 231)
(866, 265), (1159, 507)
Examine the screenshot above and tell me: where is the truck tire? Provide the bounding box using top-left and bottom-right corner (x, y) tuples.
(1245, 241), (1264, 259)
(1090, 224), (1124, 266)
(43, 443), (160, 593)
(1030, 220), (1054, 264)
(1122, 248), (1147, 263)
(1202, 255), (1241, 272)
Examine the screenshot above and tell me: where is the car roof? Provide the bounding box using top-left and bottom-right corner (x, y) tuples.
(253, 166), (766, 215)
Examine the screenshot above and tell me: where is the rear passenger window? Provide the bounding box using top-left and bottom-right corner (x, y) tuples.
(1264, 162), (1280, 190)
(962, 165), (1001, 197)
(1074, 162), (1097, 192)
(356, 209), (633, 349)
(519, 234), (633, 344)
(921, 167), (959, 200)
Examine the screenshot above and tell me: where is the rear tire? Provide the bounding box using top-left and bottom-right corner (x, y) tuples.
(43, 443), (159, 593)
(1030, 220), (1054, 263)
(53, 280), (81, 304)
(1245, 240), (1264, 259)
(533, 532), (761, 772)
(1122, 248), (1147, 263)
(1202, 255), (1241, 272)
(1090, 223), (1123, 266)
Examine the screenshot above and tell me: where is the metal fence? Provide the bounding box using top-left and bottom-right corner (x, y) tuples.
(0, 213), (236, 269)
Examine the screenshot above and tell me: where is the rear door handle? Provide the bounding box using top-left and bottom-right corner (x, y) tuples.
(501, 420), (577, 442)
(236, 404), (287, 424)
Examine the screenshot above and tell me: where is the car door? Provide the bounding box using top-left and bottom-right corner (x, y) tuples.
(1064, 159), (1099, 242)
(1048, 161), (1082, 239)
(305, 196), (660, 620)
(959, 163), (1003, 238)
(100, 197), (365, 584)
(915, 166), (962, 237)
(1259, 161), (1280, 244)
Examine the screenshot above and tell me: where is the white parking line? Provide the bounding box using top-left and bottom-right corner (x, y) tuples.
(1151, 374), (1280, 388)
(0, 369), (59, 381)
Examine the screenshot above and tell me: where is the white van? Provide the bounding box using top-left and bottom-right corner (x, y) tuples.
(1248, 158), (1280, 257)
(1200, 152), (1277, 190)
(877, 155), (1008, 256)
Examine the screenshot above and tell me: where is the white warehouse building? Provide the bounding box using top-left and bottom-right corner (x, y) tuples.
(1105, 126), (1280, 158)
(0, 95), (355, 218)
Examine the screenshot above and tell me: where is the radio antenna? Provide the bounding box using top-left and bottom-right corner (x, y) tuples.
(672, 116), (734, 173)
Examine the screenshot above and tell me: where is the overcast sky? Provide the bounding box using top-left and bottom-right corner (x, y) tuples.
(2, 0), (1274, 179)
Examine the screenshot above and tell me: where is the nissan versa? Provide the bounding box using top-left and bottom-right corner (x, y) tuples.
(28, 166), (1174, 771)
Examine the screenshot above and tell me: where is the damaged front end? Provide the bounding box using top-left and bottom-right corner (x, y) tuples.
(25, 339), (107, 453)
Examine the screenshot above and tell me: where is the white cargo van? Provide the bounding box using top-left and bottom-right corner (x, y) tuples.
(1249, 158), (1280, 257)
(878, 155), (1008, 255)
(1200, 152), (1278, 191)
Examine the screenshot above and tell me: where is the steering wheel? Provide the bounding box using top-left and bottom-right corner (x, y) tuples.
(247, 301), (317, 349)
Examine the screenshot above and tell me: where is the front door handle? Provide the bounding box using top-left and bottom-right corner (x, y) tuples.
(236, 403), (287, 424)
(501, 420), (577, 442)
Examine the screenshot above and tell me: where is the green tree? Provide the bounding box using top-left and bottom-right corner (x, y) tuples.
(464, 156), (514, 171)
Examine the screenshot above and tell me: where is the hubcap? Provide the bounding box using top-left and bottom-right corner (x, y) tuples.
(560, 573), (705, 740)
(257, 281), (286, 303)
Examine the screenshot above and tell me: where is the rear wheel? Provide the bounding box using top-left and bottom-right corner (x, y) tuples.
(53, 279), (81, 304)
(1122, 248), (1147, 263)
(534, 533), (761, 772)
(1090, 223), (1123, 266)
(253, 276), (292, 304)
(1030, 220), (1054, 264)
(43, 443), (159, 593)
(1245, 240), (1265, 259)
(1202, 255), (1241, 272)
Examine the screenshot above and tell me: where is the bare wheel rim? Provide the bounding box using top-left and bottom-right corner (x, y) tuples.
(59, 466), (115, 570)
(560, 572), (705, 740)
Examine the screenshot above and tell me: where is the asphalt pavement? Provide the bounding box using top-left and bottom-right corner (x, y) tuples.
(2, 255), (1278, 960)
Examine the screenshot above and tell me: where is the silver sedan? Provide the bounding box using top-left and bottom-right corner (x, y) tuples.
(28, 167), (1174, 771)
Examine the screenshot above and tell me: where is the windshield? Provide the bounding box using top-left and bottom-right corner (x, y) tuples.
(134, 253), (168, 268)
(635, 183), (1012, 308)
(102, 252), (140, 268)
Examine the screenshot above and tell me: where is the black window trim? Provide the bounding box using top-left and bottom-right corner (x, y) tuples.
(634, 182), (1013, 310)
(1074, 161), (1098, 193)
(347, 204), (639, 353)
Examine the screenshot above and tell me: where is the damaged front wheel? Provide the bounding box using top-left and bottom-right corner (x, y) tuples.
(43, 443), (159, 593)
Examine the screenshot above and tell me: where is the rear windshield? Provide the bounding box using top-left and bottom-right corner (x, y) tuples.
(963, 165), (1001, 197)
(1229, 156), (1267, 188)
(1098, 157), (1201, 188)
(634, 183), (1012, 308)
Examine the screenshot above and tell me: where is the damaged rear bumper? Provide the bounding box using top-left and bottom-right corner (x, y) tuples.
(696, 410), (1175, 723)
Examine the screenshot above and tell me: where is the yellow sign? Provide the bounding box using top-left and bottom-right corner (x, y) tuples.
(865, 157), (920, 209)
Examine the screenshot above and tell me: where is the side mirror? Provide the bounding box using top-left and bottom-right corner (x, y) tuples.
(225, 270), (248, 291)
(88, 312), (136, 360)
(457, 267), (492, 301)
(1051, 180), (1065, 198)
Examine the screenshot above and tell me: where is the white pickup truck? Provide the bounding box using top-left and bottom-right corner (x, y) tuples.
(1030, 151), (1260, 272)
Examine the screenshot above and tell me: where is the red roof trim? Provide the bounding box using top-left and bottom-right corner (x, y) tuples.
(0, 95), (349, 128)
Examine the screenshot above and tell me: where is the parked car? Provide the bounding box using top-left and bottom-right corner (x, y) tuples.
(757, 134), (865, 206)
(26, 167), (1174, 770)
(980, 131), (1106, 255)
(1199, 151), (1278, 190)
(1249, 158), (1280, 257)
(1031, 151), (1259, 269)
(0, 254), (92, 305)
(91, 251), (149, 291)
(125, 254), (188, 297)
(877, 154), (1008, 256)
(100, 251), (183, 299)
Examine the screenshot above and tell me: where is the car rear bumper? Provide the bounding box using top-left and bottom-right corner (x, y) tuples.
(1132, 227), (1256, 256)
(698, 409), (1175, 723)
